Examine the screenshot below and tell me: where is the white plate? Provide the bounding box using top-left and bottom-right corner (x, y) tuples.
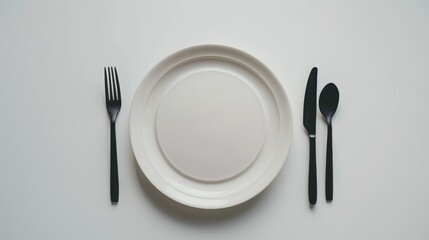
(130, 45), (293, 209)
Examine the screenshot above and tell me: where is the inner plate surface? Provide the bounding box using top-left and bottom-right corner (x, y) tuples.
(130, 45), (293, 209)
(157, 70), (266, 182)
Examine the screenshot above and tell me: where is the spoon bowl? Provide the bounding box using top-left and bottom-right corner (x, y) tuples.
(319, 83), (339, 122)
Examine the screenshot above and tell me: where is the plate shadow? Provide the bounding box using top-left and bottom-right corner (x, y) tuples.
(134, 159), (270, 224)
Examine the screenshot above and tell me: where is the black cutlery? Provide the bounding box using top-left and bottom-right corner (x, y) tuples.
(319, 83), (339, 202)
(303, 67), (318, 205)
(104, 67), (122, 204)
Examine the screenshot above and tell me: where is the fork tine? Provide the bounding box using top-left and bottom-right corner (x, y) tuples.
(104, 67), (108, 101)
(114, 67), (121, 101)
(110, 67), (118, 101)
(108, 67), (113, 101)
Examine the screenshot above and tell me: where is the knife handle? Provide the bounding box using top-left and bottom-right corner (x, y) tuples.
(309, 136), (317, 205)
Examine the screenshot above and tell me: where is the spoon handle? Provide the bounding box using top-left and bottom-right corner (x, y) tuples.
(326, 122), (333, 201)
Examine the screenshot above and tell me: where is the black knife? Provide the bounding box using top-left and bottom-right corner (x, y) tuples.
(303, 67), (318, 205)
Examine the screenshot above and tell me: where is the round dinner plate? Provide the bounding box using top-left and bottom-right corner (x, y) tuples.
(130, 45), (293, 209)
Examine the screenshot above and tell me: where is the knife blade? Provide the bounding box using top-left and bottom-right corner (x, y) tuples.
(303, 67), (318, 205)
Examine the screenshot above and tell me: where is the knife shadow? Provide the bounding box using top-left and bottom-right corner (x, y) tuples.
(134, 159), (269, 224)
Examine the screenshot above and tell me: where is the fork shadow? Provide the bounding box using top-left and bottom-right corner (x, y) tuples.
(134, 159), (270, 224)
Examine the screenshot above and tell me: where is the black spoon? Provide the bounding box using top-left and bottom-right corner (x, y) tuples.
(319, 83), (339, 202)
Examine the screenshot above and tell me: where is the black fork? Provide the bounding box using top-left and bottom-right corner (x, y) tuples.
(104, 67), (121, 203)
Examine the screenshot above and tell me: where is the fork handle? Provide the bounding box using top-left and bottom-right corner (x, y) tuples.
(110, 122), (119, 203)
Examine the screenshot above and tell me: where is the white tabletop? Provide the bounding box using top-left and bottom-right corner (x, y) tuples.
(1, 0), (428, 239)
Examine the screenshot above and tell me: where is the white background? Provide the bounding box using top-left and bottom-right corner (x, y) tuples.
(1, 0), (428, 239)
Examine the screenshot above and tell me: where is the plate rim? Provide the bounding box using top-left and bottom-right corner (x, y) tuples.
(130, 44), (293, 209)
